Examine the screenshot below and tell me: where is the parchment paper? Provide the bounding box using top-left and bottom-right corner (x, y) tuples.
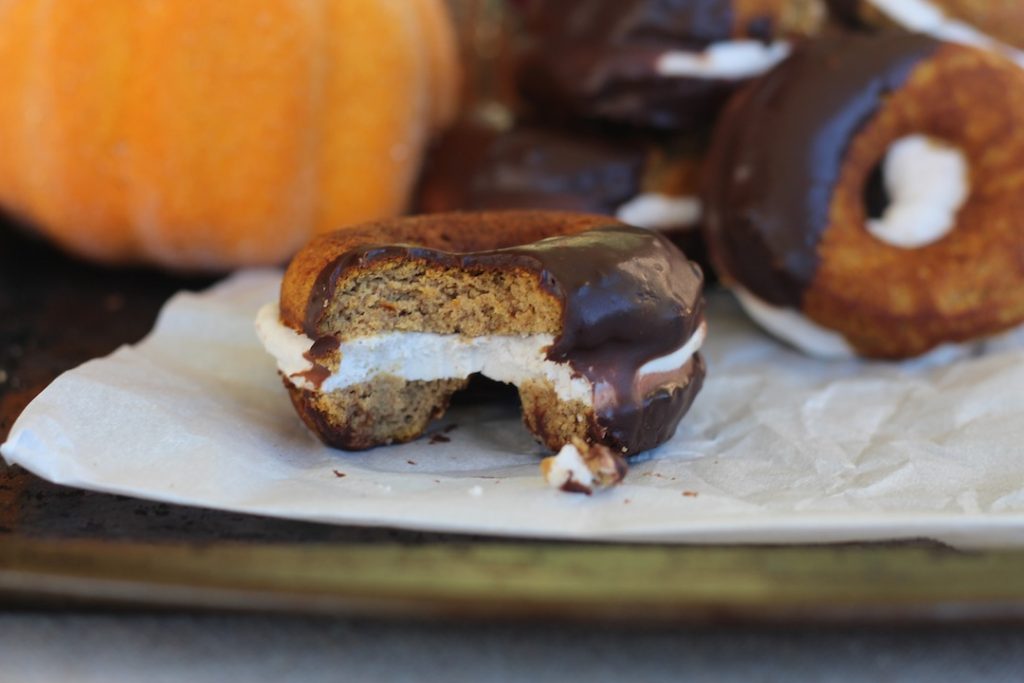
(4, 271), (1024, 548)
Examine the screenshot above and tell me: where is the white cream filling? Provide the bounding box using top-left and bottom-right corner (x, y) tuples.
(732, 289), (855, 359)
(542, 443), (594, 491)
(864, 0), (1024, 68)
(867, 135), (968, 249)
(616, 193), (702, 231)
(639, 321), (707, 375)
(255, 303), (706, 403)
(656, 40), (791, 80)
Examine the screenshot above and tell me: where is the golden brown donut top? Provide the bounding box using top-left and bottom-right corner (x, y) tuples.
(280, 211), (612, 333)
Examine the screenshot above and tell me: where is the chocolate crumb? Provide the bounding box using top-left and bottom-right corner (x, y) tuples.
(560, 475), (593, 496)
(682, 490), (698, 497)
(429, 434), (451, 444)
(407, 459), (417, 465)
(305, 335), (340, 360)
(332, 470), (346, 478)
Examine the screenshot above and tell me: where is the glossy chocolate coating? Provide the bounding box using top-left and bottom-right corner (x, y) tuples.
(517, 0), (772, 130)
(702, 32), (939, 307)
(418, 123), (648, 216)
(306, 225), (705, 455)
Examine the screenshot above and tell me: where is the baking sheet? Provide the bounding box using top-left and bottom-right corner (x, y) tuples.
(3, 271), (1024, 548)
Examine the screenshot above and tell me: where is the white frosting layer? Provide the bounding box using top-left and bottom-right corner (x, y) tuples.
(656, 40), (791, 80)
(616, 193), (702, 231)
(732, 289), (855, 360)
(255, 303), (319, 379)
(865, 0), (1024, 68)
(543, 443), (594, 491)
(639, 321), (706, 375)
(867, 135), (968, 249)
(255, 303), (706, 403)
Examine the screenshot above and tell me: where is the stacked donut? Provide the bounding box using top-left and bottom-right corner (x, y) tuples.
(419, 0), (1024, 362)
(417, 0), (828, 274)
(256, 0), (1024, 490)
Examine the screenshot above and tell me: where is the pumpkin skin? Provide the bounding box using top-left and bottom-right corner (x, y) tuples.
(0, 0), (459, 270)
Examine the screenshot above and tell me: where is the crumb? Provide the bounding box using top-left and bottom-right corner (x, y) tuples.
(443, 424), (458, 433)
(433, 479), (441, 484)
(0, 369), (7, 384)
(623, 498), (631, 505)
(429, 434), (450, 444)
(560, 476), (592, 495)
(469, 485), (483, 497)
(541, 438), (628, 495)
(332, 470), (346, 478)
(682, 490), (698, 497)
(406, 459), (417, 465)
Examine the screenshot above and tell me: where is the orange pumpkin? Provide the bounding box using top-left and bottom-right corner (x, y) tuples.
(0, 0), (459, 270)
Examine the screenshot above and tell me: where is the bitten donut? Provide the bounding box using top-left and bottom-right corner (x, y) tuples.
(828, 0), (1024, 66)
(257, 211), (706, 455)
(703, 33), (1024, 359)
(416, 121), (710, 272)
(516, 0), (825, 131)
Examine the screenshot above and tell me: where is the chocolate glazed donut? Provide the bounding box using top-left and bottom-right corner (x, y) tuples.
(703, 32), (1024, 359)
(267, 211), (707, 455)
(516, 0), (825, 131)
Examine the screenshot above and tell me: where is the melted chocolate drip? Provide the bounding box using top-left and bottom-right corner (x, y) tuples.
(294, 364), (331, 389)
(702, 33), (939, 307)
(305, 335), (340, 360)
(517, 0), (770, 130)
(306, 225), (705, 455)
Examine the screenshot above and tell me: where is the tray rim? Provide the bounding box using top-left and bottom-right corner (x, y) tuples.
(5, 535), (1024, 623)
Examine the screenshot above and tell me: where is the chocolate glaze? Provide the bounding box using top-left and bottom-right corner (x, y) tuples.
(517, 0), (775, 130)
(305, 335), (340, 360)
(702, 33), (939, 307)
(293, 364), (331, 389)
(305, 225), (705, 456)
(418, 123), (648, 216)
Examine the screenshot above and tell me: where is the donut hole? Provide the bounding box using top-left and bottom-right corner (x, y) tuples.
(862, 134), (969, 249)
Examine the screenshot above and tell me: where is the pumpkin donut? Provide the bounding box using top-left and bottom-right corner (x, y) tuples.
(416, 120), (711, 274)
(256, 211), (707, 456)
(828, 0), (1024, 66)
(516, 0), (826, 131)
(703, 33), (1024, 359)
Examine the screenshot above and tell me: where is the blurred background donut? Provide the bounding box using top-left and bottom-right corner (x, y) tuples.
(515, 0), (827, 132)
(416, 120), (711, 274)
(702, 32), (1024, 359)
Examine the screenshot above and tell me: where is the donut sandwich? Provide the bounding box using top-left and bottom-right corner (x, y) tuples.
(257, 211), (707, 462)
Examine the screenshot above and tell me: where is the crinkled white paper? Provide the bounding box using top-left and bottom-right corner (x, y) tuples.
(4, 271), (1024, 548)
